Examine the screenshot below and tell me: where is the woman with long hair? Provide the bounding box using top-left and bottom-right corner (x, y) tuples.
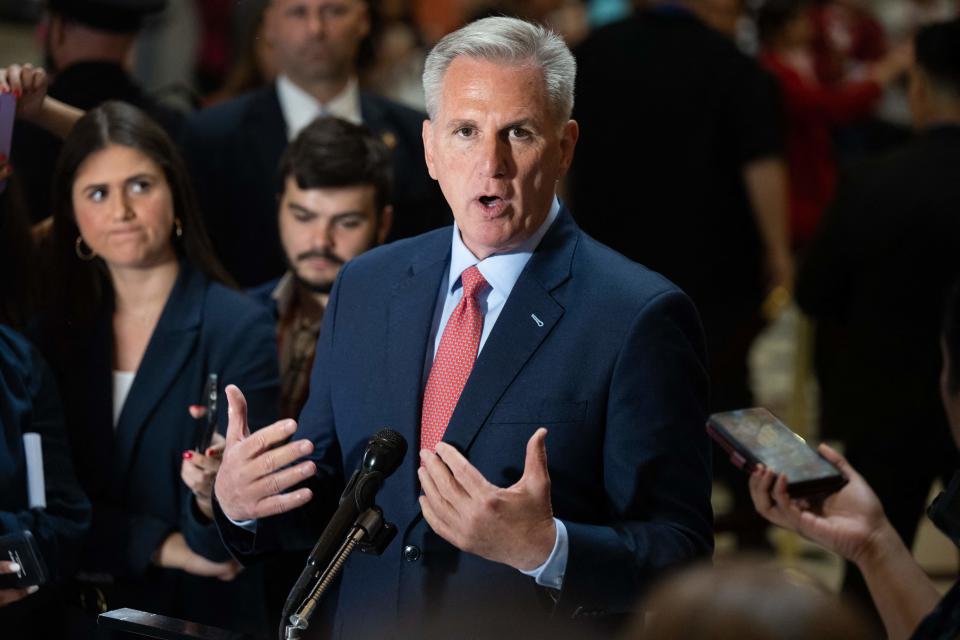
(31, 98), (278, 635)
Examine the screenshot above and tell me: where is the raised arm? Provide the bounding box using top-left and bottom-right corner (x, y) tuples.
(0, 64), (83, 138)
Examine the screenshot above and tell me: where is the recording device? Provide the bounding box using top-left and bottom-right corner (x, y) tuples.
(281, 429), (407, 639)
(194, 373), (218, 452)
(0, 92), (15, 195)
(0, 530), (48, 589)
(928, 471), (960, 549)
(707, 407), (848, 498)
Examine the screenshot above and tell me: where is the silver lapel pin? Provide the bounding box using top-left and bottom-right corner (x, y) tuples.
(531, 313), (544, 328)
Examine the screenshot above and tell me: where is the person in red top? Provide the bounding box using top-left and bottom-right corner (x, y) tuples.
(757, 0), (909, 247)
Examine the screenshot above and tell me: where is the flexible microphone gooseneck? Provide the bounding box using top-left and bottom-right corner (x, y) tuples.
(279, 429), (407, 639)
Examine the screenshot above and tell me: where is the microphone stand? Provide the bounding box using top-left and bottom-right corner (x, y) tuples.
(283, 507), (396, 640)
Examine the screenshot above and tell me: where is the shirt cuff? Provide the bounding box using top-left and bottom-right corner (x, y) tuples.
(518, 518), (567, 590)
(227, 515), (258, 533)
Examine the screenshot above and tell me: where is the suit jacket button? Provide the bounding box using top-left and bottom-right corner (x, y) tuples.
(402, 545), (421, 562)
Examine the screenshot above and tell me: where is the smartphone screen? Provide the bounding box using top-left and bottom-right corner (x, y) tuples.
(708, 407), (847, 497)
(0, 92), (15, 195)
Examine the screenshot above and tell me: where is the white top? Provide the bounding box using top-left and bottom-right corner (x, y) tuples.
(275, 74), (363, 141)
(112, 370), (136, 428)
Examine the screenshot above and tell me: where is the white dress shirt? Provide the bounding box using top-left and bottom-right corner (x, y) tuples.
(275, 74), (363, 141)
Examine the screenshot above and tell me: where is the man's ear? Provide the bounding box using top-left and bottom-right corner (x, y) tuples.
(376, 205), (393, 244)
(557, 119), (580, 177)
(422, 119), (438, 181)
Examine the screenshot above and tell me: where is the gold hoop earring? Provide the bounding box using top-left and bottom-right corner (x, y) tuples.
(174, 217), (183, 239)
(75, 236), (96, 261)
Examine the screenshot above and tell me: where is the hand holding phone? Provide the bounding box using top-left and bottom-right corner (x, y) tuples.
(708, 407), (847, 498)
(0, 531), (47, 590)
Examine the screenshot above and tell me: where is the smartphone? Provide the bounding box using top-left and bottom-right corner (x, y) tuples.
(707, 407), (848, 498)
(0, 92), (15, 195)
(0, 530), (48, 589)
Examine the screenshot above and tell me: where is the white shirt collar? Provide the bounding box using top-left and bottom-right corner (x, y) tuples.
(447, 197), (561, 297)
(275, 74), (363, 140)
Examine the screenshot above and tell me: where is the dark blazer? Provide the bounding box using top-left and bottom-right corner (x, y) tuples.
(41, 264), (279, 633)
(797, 126), (960, 445)
(221, 207), (714, 637)
(0, 325), (90, 572)
(0, 325), (90, 635)
(179, 84), (450, 287)
(247, 278), (281, 321)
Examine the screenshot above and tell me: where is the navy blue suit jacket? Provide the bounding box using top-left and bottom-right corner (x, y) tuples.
(0, 326), (90, 578)
(42, 264), (279, 632)
(179, 84), (450, 287)
(225, 209), (713, 636)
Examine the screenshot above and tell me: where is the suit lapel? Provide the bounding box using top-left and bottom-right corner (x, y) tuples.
(382, 233), (450, 523)
(441, 208), (579, 454)
(114, 265), (204, 482)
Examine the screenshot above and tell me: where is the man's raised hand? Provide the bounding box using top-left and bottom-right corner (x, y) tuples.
(418, 428), (556, 572)
(214, 385), (317, 521)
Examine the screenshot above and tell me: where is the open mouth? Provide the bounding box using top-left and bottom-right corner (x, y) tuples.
(478, 195), (503, 208)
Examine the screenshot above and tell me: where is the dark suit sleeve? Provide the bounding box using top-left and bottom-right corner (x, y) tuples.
(0, 345), (91, 580)
(183, 296), (281, 562)
(84, 506), (175, 578)
(555, 289), (713, 616)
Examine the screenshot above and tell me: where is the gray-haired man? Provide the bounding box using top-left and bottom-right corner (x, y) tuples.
(214, 16), (713, 637)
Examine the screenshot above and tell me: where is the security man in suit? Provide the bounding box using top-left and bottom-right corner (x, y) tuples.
(179, 0), (448, 287)
(213, 17), (713, 638)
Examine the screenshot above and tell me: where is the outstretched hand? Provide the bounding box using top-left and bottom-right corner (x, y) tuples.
(418, 428), (556, 571)
(749, 443), (889, 564)
(213, 385), (317, 522)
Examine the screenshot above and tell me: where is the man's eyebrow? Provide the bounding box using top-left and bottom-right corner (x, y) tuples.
(501, 119), (536, 131)
(448, 118), (479, 129)
(288, 202), (319, 217)
(329, 210), (366, 220)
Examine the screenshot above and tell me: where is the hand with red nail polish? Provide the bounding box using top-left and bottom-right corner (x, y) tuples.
(0, 63), (47, 120)
(187, 404), (207, 420)
(180, 433), (226, 520)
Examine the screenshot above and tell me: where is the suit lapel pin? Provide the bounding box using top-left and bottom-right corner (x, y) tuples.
(380, 131), (397, 150)
(531, 313), (544, 328)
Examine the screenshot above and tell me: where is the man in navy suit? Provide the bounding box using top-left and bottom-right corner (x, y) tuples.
(180, 0), (448, 287)
(214, 16), (713, 637)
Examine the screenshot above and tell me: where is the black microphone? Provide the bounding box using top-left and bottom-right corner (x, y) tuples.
(305, 428), (407, 569)
(280, 429), (407, 636)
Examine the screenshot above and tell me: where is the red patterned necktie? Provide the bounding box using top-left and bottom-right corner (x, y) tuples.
(420, 265), (489, 452)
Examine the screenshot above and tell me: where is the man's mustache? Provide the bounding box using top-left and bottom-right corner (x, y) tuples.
(296, 249), (344, 266)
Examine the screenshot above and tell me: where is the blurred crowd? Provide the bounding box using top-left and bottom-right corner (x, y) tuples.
(1, 0), (960, 639)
